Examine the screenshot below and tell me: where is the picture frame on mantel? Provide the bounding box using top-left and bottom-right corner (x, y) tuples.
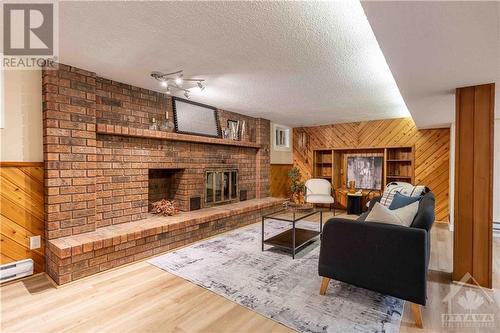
(172, 97), (221, 138)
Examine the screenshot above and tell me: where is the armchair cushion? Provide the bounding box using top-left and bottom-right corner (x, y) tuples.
(306, 194), (334, 204)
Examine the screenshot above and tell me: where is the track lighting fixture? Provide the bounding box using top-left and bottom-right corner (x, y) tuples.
(175, 75), (183, 86)
(151, 70), (205, 99)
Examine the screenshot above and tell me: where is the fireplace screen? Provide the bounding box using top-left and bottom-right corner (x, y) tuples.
(206, 170), (238, 205)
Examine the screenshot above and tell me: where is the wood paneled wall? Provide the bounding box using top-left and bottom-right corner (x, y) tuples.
(0, 163), (45, 273)
(453, 84), (494, 288)
(270, 164), (293, 198)
(293, 118), (450, 222)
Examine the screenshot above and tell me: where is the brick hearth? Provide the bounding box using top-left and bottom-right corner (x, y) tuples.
(42, 64), (277, 284)
(46, 198), (284, 284)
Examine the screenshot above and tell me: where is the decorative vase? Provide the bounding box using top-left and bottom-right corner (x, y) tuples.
(222, 128), (231, 139)
(348, 180), (356, 193)
(161, 112), (175, 132)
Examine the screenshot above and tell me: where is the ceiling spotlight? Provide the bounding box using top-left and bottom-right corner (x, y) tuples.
(175, 75), (183, 87)
(151, 70), (205, 97)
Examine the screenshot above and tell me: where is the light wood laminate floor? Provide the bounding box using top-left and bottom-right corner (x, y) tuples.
(1, 213), (499, 333)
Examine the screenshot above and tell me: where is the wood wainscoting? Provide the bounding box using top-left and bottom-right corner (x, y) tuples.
(0, 162), (45, 273)
(270, 164), (293, 198)
(293, 118), (450, 222)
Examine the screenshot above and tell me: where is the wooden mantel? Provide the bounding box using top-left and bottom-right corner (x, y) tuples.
(96, 124), (262, 149)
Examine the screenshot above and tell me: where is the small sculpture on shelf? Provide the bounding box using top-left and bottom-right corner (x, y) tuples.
(149, 117), (159, 131)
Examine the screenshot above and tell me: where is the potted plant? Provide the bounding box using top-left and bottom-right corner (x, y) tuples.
(288, 166), (305, 204)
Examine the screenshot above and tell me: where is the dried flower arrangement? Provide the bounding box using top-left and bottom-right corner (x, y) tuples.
(151, 199), (178, 216)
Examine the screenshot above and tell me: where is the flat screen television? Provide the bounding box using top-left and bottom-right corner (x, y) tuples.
(346, 156), (383, 190)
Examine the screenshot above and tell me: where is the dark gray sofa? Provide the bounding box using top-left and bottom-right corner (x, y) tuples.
(318, 192), (435, 328)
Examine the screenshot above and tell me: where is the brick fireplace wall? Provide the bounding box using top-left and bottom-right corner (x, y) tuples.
(42, 64), (271, 240)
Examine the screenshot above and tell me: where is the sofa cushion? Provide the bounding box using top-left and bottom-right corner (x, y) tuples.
(380, 182), (426, 207)
(366, 201), (419, 227)
(410, 192), (435, 231)
(389, 192), (422, 210)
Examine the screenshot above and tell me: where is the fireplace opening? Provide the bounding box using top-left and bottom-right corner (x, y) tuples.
(205, 169), (238, 206)
(148, 169), (184, 211)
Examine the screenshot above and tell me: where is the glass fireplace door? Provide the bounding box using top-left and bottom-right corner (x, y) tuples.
(205, 170), (238, 205)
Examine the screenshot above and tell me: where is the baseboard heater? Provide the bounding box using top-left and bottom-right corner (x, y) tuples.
(0, 259), (33, 283)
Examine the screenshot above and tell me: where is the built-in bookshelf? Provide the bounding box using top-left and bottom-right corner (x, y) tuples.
(385, 147), (414, 184)
(313, 150), (333, 182)
(312, 146), (415, 190)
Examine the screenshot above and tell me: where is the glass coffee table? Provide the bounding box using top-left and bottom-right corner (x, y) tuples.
(262, 206), (323, 259)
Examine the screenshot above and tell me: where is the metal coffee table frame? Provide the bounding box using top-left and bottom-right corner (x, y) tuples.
(261, 208), (323, 259)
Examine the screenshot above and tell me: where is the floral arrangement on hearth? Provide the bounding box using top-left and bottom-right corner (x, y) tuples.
(151, 199), (179, 216)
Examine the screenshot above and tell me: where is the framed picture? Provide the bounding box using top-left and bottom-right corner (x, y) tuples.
(346, 156), (383, 190)
(172, 97), (221, 137)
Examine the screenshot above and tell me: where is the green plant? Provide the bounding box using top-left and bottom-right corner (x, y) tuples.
(288, 166), (305, 197)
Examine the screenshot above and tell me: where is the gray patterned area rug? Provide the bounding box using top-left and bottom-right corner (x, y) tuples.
(148, 220), (403, 333)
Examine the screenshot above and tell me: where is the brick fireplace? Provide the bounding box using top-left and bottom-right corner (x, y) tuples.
(42, 64), (283, 284)
(148, 168), (184, 210)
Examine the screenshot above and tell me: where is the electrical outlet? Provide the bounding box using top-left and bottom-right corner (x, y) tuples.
(29, 236), (41, 250)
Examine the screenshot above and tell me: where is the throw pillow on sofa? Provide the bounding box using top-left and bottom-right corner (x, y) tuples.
(380, 182), (426, 207)
(389, 192), (422, 210)
(365, 201), (419, 227)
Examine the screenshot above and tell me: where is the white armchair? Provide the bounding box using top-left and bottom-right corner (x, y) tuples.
(304, 178), (335, 215)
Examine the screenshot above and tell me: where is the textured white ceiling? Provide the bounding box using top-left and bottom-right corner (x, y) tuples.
(362, 1), (500, 128)
(58, 1), (409, 127)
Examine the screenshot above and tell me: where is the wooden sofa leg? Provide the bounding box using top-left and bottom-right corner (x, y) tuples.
(319, 277), (330, 295)
(410, 302), (423, 328)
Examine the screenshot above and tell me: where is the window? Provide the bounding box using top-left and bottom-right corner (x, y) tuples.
(274, 126), (290, 150)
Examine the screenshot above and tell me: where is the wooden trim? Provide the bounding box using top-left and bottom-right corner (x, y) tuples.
(96, 124), (260, 149)
(0, 162), (43, 167)
(410, 302), (423, 328)
(319, 277), (330, 295)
